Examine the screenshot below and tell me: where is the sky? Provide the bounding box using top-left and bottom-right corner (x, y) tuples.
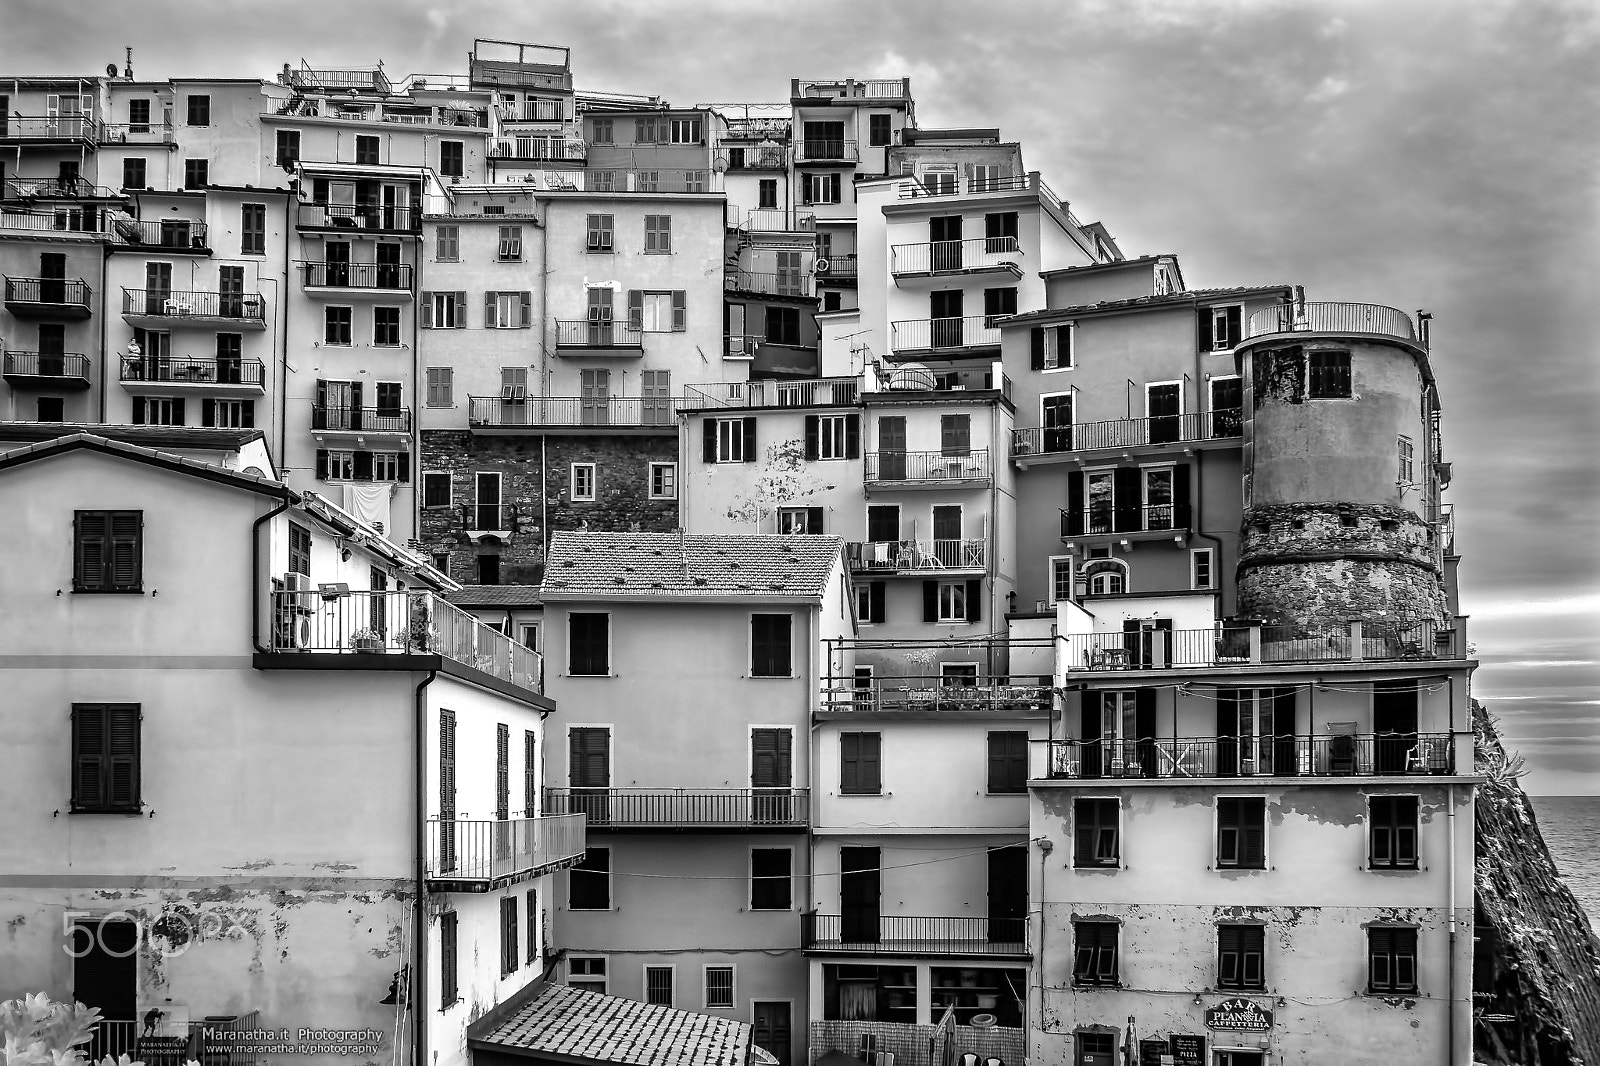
(6, 0), (1598, 790)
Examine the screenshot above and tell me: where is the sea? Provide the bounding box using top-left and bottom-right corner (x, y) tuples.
(1530, 796), (1600, 935)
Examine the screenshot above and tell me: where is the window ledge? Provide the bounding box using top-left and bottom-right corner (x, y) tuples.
(72, 588), (146, 595)
(69, 806), (145, 815)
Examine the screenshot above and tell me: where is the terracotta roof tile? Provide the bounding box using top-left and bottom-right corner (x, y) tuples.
(476, 983), (751, 1066)
(541, 532), (843, 601)
(1003, 284), (1294, 326)
(444, 584), (543, 609)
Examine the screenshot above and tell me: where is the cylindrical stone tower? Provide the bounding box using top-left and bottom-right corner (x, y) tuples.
(1234, 302), (1448, 634)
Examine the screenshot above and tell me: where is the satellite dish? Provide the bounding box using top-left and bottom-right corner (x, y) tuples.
(106, 63), (120, 78)
(894, 363), (937, 390)
(243, 466), (266, 478)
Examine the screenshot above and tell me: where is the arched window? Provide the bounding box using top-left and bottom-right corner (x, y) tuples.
(1080, 558), (1129, 596)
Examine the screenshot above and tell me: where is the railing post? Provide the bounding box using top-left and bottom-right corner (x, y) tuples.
(1348, 619), (1364, 661)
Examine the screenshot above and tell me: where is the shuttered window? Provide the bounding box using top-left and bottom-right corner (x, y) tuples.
(1308, 351), (1353, 398)
(500, 895), (519, 976)
(569, 848), (611, 910)
(496, 723), (510, 821)
(751, 614), (792, 677)
(1368, 927), (1419, 993)
(940, 414), (970, 456)
(644, 214), (672, 253)
(750, 847), (792, 910)
(1370, 796), (1420, 869)
(986, 731), (1029, 794)
(439, 911), (459, 1007)
(426, 367), (453, 407)
(586, 213), (614, 251)
(1072, 921), (1119, 985)
(1218, 924), (1266, 990)
(840, 732), (881, 795)
(569, 613), (610, 676)
(526, 888), (540, 964)
(1217, 797), (1267, 869)
(74, 510), (143, 593)
(1073, 798), (1120, 867)
(71, 704), (141, 812)
(438, 709), (457, 870)
(524, 730), (538, 818)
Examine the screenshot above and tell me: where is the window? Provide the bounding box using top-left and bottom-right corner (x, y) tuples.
(802, 172), (842, 205)
(1217, 797), (1267, 869)
(758, 179), (777, 209)
(983, 286), (1018, 327)
(435, 225), (459, 261)
(431, 552), (451, 574)
(37, 397), (64, 422)
(591, 118), (613, 144)
(644, 214), (672, 253)
(840, 732), (882, 794)
(766, 306), (800, 345)
(439, 911), (459, 1007)
(186, 94), (210, 126)
(485, 290), (532, 328)
(1398, 436), (1414, 484)
(183, 159), (208, 189)
(569, 848), (611, 909)
(1050, 557), (1073, 604)
(706, 417), (755, 464)
(288, 523), (311, 576)
(130, 396), (182, 426)
(570, 956), (607, 994)
(648, 462), (677, 500)
(669, 117), (702, 143)
(498, 226), (523, 262)
(74, 511), (143, 593)
(202, 398), (255, 428)
(70, 703), (141, 811)
(750, 848), (792, 910)
(1032, 324), (1073, 371)
(1218, 925), (1266, 991)
(526, 888), (540, 964)
(804, 413), (857, 461)
(569, 613), (610, 676)
(350, 134), (379, 166)
(233, 202), (267, 255)
(921, 168), (957, 195)
(1072, 922), (1119, 986)
(370, 452), (406, 482)
(571, 463), (596, 502)
(586, 213), (614, 251)
(478, 554), (500, 585)
(324, 306), (352, 345)
(1308, 351), (1352, 398)
(422, 472), (452, 510)
(645, 966), (675, 1007)
(1143, 467), (1175, 530)
(500, 896), (519, 976)
(987, 732), (1029, 794)
(985, 211), (1019, 250)
(440, 140), (464, 177)
(1191, 548), (1214, 590)
(856, 581), (886, 625)
(1074, 798), (1120, 867)
(635, 290), (687, 333)
(425, 367), (454, 408)
(705, 966), (735, 1009)
(932, 580), (976, 623)
(1199, 305), (1242, 351)
(777, 507), (823, 536)
(868, 113), (891, 147)
(1368, 927), (1418, 993)
(751, 614), (793, 677)
(373, 306), (401, 346)
(1370, 796), (1420, 869)
(128, 99), (151, 131)
(422, 291), (463, 329)
(940, 414), (971, 456)
(121, 157), (146, 191)
(483, 204), (506, 215)
(275, 129), (300, 168)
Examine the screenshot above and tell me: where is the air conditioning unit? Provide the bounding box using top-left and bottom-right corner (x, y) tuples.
(273, 609), (311, 650)
(283, 571), (315, 612)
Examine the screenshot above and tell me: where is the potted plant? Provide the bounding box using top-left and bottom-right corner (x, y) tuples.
(348, 628), (385, 653)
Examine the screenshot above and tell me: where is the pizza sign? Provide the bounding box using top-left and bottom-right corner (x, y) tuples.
(1204, 998), (1273, 1032)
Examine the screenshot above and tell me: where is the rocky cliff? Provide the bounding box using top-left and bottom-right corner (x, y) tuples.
(1474, 703), (1600, 1064)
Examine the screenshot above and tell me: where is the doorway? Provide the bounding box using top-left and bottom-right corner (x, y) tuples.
(73, 917), (137, 1060)
(752, 1002), (792, 1066)
(840, 846), (880, 942)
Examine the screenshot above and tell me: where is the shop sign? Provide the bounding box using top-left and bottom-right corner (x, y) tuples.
(1204, 998), (1273, 1033)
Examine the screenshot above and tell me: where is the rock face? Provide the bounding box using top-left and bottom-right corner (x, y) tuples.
(1474, 703), (1600, 1064)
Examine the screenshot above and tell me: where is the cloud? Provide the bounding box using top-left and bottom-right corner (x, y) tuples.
(1305, 75), (1350, 104)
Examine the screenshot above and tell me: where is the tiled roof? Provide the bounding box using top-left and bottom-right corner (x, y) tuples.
(541, 532), (843, 601)
(1038, 253), (1177, 278)
(0, 421), (265, 451)
(473, 982), (751, 1066)
(445, 584), (543, 609)
(1003, 285), (1293, 326)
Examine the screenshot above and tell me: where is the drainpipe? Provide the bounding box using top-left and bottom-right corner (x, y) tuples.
(98, 234), (110, 423)
(250, 496), (293, 652)
(278, 184), (294, 478)
(540, 436), (549, 564)
(1447, 781), (1458, 1066)
(413, 668), (438, 1066)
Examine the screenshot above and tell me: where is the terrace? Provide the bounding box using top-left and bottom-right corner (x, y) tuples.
(864, 449), (991, 487)
(802, 913), (1028, 957)
(3, 351), (91, 389)
(425, 813), (586, 891)
(1013, 410), (1241, 459)
(3, 277), (93, 319)
(1046, 733), (1455, 781)
(301, 261), (415, 294)
(1247, 301), (1416, 342)
(679, 376), (860, 410)
(820, 674), (1051, 715)
(0, 115), (102, 144)
(542, 788), (810, 830)
(108, 216), (210, 252)
(889, 316), (1002, 358)
(120, 355), (266, 392)
(891, 236), (1021, 281)
(846, 539), (987, 574)
(121, 289), (266, 329)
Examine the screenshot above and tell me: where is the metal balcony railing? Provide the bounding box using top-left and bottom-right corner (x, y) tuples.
(120, 356), (265, 386)
(4, 352), (90, 379)
(715, 145), (790, 170)
(1247, 302), (1415, 342)
(802, 913), (1028, 954)
(490, 139), (588, 161)
(310, 405), (411, 433)
(0, 115), (102, 141)
(542, 788), (810, 828)
(890, 315), (1003, 353)
(0, 207), (102, 234)
(296, 202), (418, 232)
(820, 675), (1052, 714)
(846, 539), (987, 572)
(1, 177), (120, 199)
(426, 814), (585, 885)
(794, 78), (911, 100)
(679, 377), (860, 410)
(108, 217), (208, 249)
(99, 120), (176, 145)
(468, 395), (675, 428)
(1013, 411), (1242, 456)
(270, 589), (543, 692)
(121, 289), (265, 322)
(1059, 502), (1193, 537)
(500, 98), (566, 122)
(4, 276), (92, 309)
(554, 319), (644, 349)
(726, 269), (813, 298)
(891, 237), (1022, 276)
(796, 139), (859, 163)
(864, 449), (991, 483)
(818, 253), (857, 279)
(734, 208), (817, 233)
(460, 502), (518, 531)
(302, 261), (415, 290)
(1047, 733), (1456, 780)
(897, 173), (1032, 199)
(578, 168), (713, 194)
(89, 1012), (267, 1066)
(1059, 618), (1462, 673)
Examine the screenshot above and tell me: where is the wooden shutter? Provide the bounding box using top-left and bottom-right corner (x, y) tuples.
(1216, 689), (1240, 777)
(524, 731), (537, 816)
(107, 708), (140, 808)
(965, 578), (981, 622)
(1174, 464), (1192, 528)
(1273, 687), (1299, 778)
(75, 511), (108, 590)
(241, 401), (255, 428)
(671, 290), (686, 331)
(628, 289), (643, 329)
(71, 705), (107, 809)
(396, 452), (410, 483)
(868, 581), (886, 624)
(353, 451), (374, 481)
(131, 397), (146, 425)
(453, 292), (466, 327)
(845, 414), (860, 458)
(1197, 309), (1213, 352)
(1225, 306), (1242, 347)
(1031, 327), (1046, 371)
(988, 732), (1026, 792)
(841, 733), (862, 793)
(1065, 472), (1085, 536)
(922, 581), (937, 623)
(1113, 467), (1141, 532)
(702, 419), (717, 463)
(109, 512), (142, 589)
(1080, 695), (1104, 777)
(519, 291), (532, 327)
(484, 291), (497, 328)
(804, 415), (820, 460)
(751, 727), (792, 787)
(496, 723), (510, 820)
(741, 418), (757, 462)
(420, 294), (434, 328)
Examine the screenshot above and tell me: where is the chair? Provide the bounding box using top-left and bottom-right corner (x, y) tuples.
(959, 1055), (980, 1066)
(1329, 731), (1357, 775)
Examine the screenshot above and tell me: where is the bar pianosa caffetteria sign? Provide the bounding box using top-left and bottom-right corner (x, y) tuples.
(1204, 999), (1273, 1032)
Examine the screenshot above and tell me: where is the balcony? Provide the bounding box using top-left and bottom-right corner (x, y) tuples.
(426, 814), (586, 891)
(296, 202), (419, 233)
(1060, 502), (1193, 539)
(3, 277), (92, 319)
(1, 177), (122, 200)
(89, 1012), (267, 1066)
(897, 173), (1035, 200)
(120, 355), (266, 393)
(820, 675), (1051, 714)
(121, 289), (266, 329)
(1047, 733), (1456, 781)
(1248, 301), (1415, 343)
(864, 450), (991, 487)
(460, 502), (519, 536)
(1014, 411), (1242, 459)
(679, 376), (860, 410)
(268, 588), (543, 692)
(795, 139), (859, 164)
(468, 395), (675, 430)
(715, 145), (790, 171)
(99, 120), (175, 145)
(3, 351), (91, 389)
(542, 788), (810, 830)
(0, 115), (102, 144)
(810, 1021), (1024, 1066)
(817, 253), (856, 283)
(726, 269), (814, 299)
(732, 208), (817, 233)
(846, 539), (986, 574)
(889, 316), (1002, 358)
(554, 319), (644, 355)
(108, 217), (210, 252)
(489, 139), (588, 162)
(311, 405), (412, 435)
(802, 913), (1028, 957)
(301, 261), (415, 294)
(0, 207), (104, 236)
(1059, 618), (1464, 675)
(499, 99), (566, 122)
(793, 77), (911, 101)
(891, 237), (1022, 280)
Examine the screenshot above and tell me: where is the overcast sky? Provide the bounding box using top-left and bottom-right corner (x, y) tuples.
(6, 0), (1597, 791)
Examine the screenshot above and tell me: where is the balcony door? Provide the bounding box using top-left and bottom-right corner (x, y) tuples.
(375, 382), (403, 431)
(987, 845), (1027, 943)
(376, 243), (401, 289)
(932, 505), (962, 566)
(930, 215), (963, 271)
(474, 471), (502, 531)
(775, 251), (803, 297)
(587, 287), (615, 346)
(569, 727), (611, 825)
(840, 846), (880, 943)
(1087, 689), (1155, 777)
(1210, 376), (1243, 438)
(324, 240), (351, 286)
(1042, 393), (1074, 453)
(751, 728), (793, 824)
(38, 323), (65, 376)
(877, 416), (906, 480)
(315, 379), (357, 430)
(1373, 680), (1418, 774)
(143, 261), (170, 314)
(803, 120), (845, 160)
(581, 369), (611, 425)
(74, 918), (137, 1059)
(930, 289), (964, 348)
(218, 265), (244, 318)
(1147, 382), (1181, 444)
(41, 251), (67, 305)
(1123, 618), (1173, 669)
(641, 370), (671, 425)
(1218, 688), (1298, 777)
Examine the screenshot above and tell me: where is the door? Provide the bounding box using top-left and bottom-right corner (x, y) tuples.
(751, 728), (792, 823)
(775, 251), (802, 297)
(930, 215), (963, 271)
(474, 471), (501, 530)
(1147, 382), (1181, 444)
(218, 265), (244, 318)
(38, 323), (65, 377)
(877, 416), (906, 480)
(375, 382), (403, 430)
(1043, 393), (1074, 452)
(641, 370), (671, 425)
(74, 918), (137, 1061)
(143, 261), (170, 314)
(324, 241), (351, 287)
(58, 160), (81, 194)
(866, 505), (900, 559)
(381, 183), (400, 229)
(569, 727), (611, 824)
(41, 252), (67, 305)
(318, 380), (354, 430)
(751, 1003), (792, 1066)
(1211, 376), (1243, 438)
(932, 505), (962, 566)
(803, 120), (845, 159)
(987, 845), (1027, 943)
(1124, 618), (1174, 669)
(930, 289), (964, 347)
(580, 369), (610, 426)
(587, 287), (614, 346)
(1374, 680), (1419, 774)
(376, 243), (401, 289)
(1238, 690), (1276, 776)
(840, 846), (880, 942)
(1099, 691), (1139, 776)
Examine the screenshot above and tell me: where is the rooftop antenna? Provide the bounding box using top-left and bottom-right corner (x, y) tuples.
(124, 47), (133, 80)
